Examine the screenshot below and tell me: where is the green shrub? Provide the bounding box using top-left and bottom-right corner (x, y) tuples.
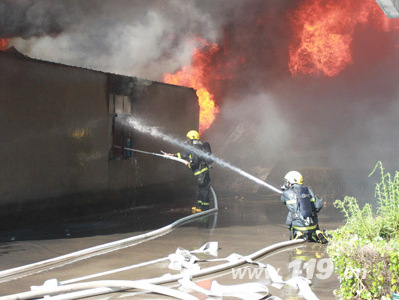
(371, 162), (399, 240)
(327, 162), (399, 299)
(328, 233), (399, 299)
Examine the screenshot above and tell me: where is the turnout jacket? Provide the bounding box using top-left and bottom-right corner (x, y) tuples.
(281, 183), (322, 229)
(175, 140), (210, 177)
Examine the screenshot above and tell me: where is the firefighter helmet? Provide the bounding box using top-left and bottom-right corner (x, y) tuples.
(284, 171), (303, 185)
(186, 130), (200, 140)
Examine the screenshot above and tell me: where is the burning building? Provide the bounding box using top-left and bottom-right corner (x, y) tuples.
(1, 0), (398, 215)
(0, 47), (199, 230)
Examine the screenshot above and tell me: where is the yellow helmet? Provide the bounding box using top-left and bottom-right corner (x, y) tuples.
(284, 171), (303, 185)
(186, 130), (200, 140)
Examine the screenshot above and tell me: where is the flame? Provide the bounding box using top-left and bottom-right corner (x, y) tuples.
(163, 42), (220, 134)
(0, 39), (7, 50)
(288, 0), (397, 77)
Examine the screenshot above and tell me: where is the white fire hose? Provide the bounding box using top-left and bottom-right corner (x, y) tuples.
(0, 188), (218, 283)
(0, 239), (312, 300)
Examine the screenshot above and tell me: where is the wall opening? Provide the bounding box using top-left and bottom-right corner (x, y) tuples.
(109, 93), (134, 160)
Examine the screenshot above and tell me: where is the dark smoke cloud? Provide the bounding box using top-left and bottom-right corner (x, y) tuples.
(6, 0), (223, 78)
(0, 0), (79, 38)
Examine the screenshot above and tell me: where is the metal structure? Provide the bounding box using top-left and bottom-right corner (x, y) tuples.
(376, 0), (399, 18)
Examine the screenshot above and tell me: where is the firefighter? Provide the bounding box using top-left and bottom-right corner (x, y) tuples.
(172, 130), (212, 213)
(280, 171), (328, 244)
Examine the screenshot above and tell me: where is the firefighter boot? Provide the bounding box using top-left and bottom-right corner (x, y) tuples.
(316, 230), (328, 244)
(192, 206), (202, 214)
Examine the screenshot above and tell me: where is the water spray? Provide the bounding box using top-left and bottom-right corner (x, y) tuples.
(124, 118), (282, 194)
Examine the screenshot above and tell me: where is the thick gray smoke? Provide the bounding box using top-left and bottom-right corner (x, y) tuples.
(0, 0), (77, 39)
(4, 0), (223, 79)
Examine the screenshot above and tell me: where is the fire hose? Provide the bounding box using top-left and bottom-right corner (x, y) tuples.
(0, 188), (218, 283)
(119, 146), (282, 194)
(115, 146), (189, 165)
(0, 239), (311, 300)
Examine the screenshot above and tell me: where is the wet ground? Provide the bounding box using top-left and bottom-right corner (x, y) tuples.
(0, 195), (343, 299)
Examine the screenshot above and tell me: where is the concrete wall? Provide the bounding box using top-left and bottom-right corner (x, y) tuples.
(0, 49), (198, 229)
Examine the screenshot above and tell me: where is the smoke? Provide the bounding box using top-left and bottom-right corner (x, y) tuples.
(3, 0), (399, 200)
(267, 45), (399, 201)
(4, 0), (221, 79)
(209, 92), (289, 167)
(0, 0), (77, 39)
(202, 0), (399, 201)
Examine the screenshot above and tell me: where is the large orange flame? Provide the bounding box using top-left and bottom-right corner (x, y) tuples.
(288, 0), (397, 77)
(0, 39), (7, 50)
(163, 42), (220, 134)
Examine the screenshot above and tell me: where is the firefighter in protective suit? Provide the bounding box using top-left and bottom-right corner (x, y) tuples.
(280, 171), (328, 244)
(174, 130), (212, 213)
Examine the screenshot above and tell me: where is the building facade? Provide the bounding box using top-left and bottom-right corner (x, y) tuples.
(0, 48), (198, 230)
